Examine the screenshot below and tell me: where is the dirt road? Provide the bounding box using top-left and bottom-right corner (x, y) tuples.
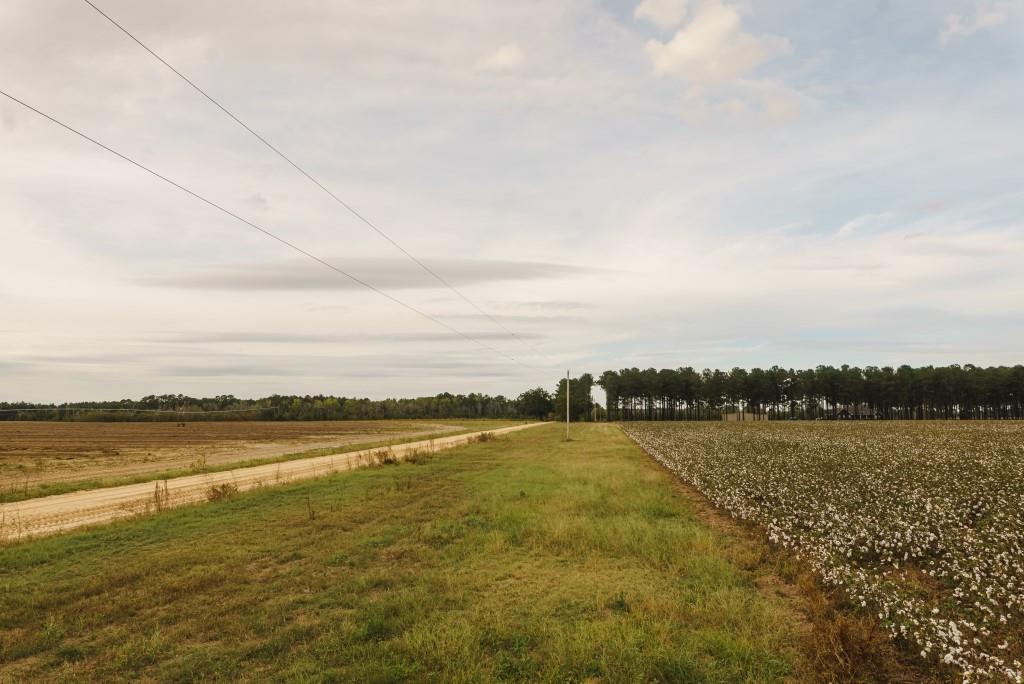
(0, 423), (542, 543)
(0, 420), (461, 492)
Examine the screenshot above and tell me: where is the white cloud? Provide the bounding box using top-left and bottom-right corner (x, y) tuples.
(480, 42), (525, 71)
(836, 212), (895, 238)
(634, 0), (689, 31)
(642, 0), (794, 122)
(680, 85), (709, 123)
(760, 87), (803, 123)
(718, 97), (748, 115)
(940, 2), (1012, 44)
(645, 0), (790, 85)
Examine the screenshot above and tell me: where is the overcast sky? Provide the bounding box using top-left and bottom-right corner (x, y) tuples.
(1, 0), (1022, 402)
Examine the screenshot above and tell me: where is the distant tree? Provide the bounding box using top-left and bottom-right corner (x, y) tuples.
(597, 370), (620, 420)
(517, 388), (553, 420)
(554, 373), (594, 422)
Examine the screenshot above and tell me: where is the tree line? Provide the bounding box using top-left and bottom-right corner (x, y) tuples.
(8, 363), (1018, 423)
(597, 365), (1024, 421)
(0, 392), (529, 422)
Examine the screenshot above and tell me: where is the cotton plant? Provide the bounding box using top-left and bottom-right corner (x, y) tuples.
(623, 422), (1024, 683)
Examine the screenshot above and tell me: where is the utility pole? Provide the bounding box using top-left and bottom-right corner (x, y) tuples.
(565, 369), (570, 441)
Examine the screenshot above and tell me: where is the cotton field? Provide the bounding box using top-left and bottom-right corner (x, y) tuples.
(623, 421), (1024, 682)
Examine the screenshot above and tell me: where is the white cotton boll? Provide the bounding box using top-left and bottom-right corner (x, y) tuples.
(619, 422), (1023, 681)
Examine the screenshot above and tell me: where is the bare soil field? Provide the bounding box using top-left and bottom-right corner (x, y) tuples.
(0, 423), (540, 542)
(0, 420), (464, 496)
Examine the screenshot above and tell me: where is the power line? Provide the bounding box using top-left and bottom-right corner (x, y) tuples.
(81, 0), (538, 351)
(0, 88), (531, 369)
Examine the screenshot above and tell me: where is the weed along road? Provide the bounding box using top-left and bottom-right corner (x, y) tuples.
(0, 423), (543, 542)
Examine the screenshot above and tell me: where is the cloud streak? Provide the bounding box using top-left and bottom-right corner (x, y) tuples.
(137, 258), (596, 291)
(147, 330), (542, 344)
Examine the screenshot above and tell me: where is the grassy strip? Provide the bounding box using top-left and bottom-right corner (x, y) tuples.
(0, 419), (521, 504)
(1, 423), (809, 682)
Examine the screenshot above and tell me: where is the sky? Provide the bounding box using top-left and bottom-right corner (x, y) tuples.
(1, 0), (1022, 403)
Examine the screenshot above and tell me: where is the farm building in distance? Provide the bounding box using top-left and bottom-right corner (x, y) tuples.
(836, 405), (881, 420)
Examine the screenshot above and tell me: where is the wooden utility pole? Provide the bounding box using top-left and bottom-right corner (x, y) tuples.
(565, 369), (570, 440)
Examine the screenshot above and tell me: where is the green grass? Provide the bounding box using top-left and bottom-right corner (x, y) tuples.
(0, 423), (809, 683)
(0, 419), (521, 504)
